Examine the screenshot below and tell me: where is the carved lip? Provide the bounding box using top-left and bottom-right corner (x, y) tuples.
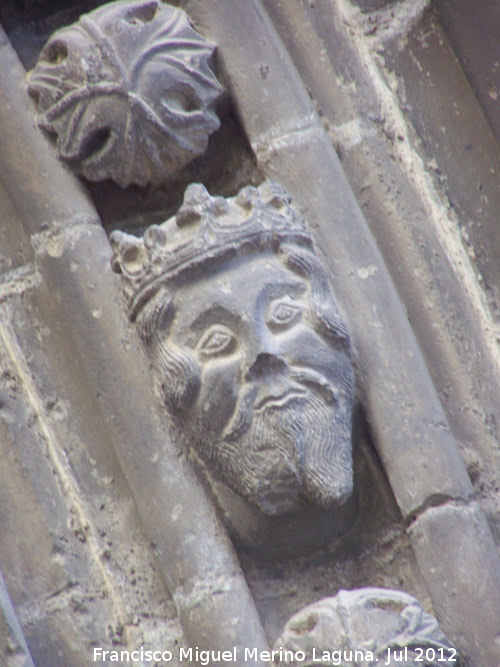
(254, 387), (307, 412)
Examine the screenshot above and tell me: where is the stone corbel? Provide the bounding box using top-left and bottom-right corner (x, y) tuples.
(275, 589), (461, 666)
(27, 0), (224, 188)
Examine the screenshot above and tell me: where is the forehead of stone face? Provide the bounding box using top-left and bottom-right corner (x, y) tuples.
(169, 252), (309, 341)
(109, 181), (318, 314)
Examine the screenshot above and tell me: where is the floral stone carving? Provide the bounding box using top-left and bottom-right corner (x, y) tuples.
(111, 180), (355, 516)
(28, 0), (224, 187)
(274, 588), (461, 666)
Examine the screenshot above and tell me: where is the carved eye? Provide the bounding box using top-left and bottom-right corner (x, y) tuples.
(197, 325), (236, 357)
(267, 299), (302, 331)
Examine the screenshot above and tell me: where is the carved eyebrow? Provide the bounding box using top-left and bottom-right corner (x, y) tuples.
(184, 278), (307, 334)
(188, 303), (240, 334)
(259, 278), (307, 302)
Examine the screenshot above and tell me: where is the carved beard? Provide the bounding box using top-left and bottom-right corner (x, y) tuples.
(192, 390), (353, 516)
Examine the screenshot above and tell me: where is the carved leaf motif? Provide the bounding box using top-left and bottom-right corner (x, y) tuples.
(28, 0), (224, 187)
(274, 589), (461, 666)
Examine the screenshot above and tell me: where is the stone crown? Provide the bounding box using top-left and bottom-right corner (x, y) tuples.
(110, 181), (313, 319)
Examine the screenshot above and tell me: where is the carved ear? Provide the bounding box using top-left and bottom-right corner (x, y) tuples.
(312, 301), (351, 353)
(135, 287), (174, 347)
(280, 243), (352, 352)
(154, 344), (200, 413)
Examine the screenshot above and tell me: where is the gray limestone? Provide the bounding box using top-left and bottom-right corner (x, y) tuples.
(1, 1), (500, 665)
(0, 20), (269, 665)
(275, 588), (460, 666)
(111, 181), (355, 517)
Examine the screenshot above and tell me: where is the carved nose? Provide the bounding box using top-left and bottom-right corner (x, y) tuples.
(246, 352), (287, 381)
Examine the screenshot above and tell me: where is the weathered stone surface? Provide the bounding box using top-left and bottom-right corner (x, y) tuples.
(372, 4), (500, 539)
(0, 569), (35, 667)
(182, 0), (473, 519)
(3, 1), (500, 665)
(0, 183), (33, 276)
(0, 271), (190, 663)
(0, 334), (113, 667)
(263, 0), (500, 571)
(380, 4), (500, 328)
(180, 1), (500, 661)
(111, 181), (355, 517)
(182, 0), (315, 144)
(1, 23), (269, 664)
(241, 433), (432, 642)
(353, 0), (397, 9)
(28, 0), (224, 187)
(409, 502), (500, 665)
(274, 588), (460, 666)
(434, 0), (500, 152)
(260, 128), (474, 519)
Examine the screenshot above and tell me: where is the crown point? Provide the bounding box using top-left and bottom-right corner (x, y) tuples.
(109, 229), (125, 248)
(122, 240), (147, 275)
(176, 206), (202, 228)
(183, 183), (210, 207)
(209, 196), (230, 217)
(236, 186), (260, 211)
(144, 224), (167, 248)
(261, 180), (291, 210)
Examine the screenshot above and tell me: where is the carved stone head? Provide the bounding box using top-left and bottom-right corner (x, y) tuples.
(111, 181), (355, 515)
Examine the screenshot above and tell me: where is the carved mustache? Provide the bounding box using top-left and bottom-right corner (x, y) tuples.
(287, 367), (337, 405)
(222, 362), (337, 442)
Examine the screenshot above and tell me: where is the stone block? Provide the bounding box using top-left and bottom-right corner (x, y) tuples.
(409, 501), (500, 666)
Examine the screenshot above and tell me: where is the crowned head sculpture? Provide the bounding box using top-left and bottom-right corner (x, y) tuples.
(111, 181), (355, 515)
(28, 0), (224, 187)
